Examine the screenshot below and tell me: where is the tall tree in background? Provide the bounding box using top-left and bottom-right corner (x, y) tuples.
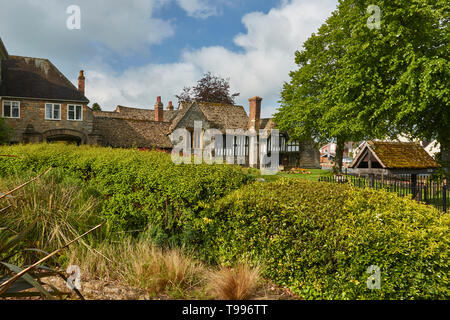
(91, 103), (102, 111)
(176, 72), (240, 105)
(275, 0), (449, 173)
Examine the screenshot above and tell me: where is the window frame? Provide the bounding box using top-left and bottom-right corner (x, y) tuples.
(67, 104), (83, 121)
(45, 103), (62, 120)
(2, 100), (20, 119)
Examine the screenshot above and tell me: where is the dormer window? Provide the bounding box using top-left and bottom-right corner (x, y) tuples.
(45, 103), (61, 120)
(2, 101), (20, 118)
(68, 105), (83, 121)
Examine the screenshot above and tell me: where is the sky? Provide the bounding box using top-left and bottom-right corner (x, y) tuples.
(0, 0), (338, 117)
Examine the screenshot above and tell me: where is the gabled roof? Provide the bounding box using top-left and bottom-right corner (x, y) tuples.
(350, 141), (440, 169)
(0, 38), (8, 60)
(169, 101), (249, 132)
(197, 102), (248, 130)
(0, 56), (88, 103)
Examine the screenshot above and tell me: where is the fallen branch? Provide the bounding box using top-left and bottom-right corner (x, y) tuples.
(0, 221), (106, 295)
(0, 168), (51, 201)
(0, 155), (19, 158)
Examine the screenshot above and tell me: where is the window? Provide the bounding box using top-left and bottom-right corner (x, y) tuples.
(45, 103), (61, 120)
(68, 105), (83, 121)
(287, 140), (300, 152)
(2, 101), (20, 118)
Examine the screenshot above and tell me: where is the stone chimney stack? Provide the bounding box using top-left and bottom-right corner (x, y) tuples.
(78, 70), (85, 96)
(155, 96), (164, 122)
(167, 101), (174, 111)
(248, 96), (262, 131)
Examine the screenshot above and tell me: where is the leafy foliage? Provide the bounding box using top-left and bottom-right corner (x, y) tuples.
(0, 144), (250, 240)
(193, 179), (450, 299)
(275, 0), (450, 171)
(0, 118), (11, 144)
(176, 72), (240, 105)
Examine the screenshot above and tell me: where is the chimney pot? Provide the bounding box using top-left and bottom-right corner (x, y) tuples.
(248, 96), (262, 131)
(167, 101), (174, 110)
(155, 97), (164, 122)
(78, 70), (85, 96)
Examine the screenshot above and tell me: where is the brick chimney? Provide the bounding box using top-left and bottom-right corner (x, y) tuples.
(248, 96), (262, 131)
(78, 70), (85, 96)
(155, 96), (164, 122)
(167, 101), (174, 111)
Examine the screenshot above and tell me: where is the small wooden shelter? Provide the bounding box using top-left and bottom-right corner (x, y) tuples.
(349, 141), (440, 176)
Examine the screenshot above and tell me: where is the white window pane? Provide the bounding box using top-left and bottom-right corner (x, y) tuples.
(54, 105), (60, 119)
(76, 106), (82, 120)
(46, 104), (52, 119)
(12, 106), (19, 118)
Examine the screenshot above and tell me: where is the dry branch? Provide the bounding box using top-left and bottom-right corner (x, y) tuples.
(0, 221), (106, 295)
(0, 168), (51, 201)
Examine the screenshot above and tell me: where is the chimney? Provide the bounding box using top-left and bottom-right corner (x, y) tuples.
(167, 101), (174, 111)
(155, 96), (164, 122)
(248, 96), (262, 131)
(78, 70), (85, 95)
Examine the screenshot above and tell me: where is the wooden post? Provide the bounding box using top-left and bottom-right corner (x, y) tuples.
(411, 174), (417, 200)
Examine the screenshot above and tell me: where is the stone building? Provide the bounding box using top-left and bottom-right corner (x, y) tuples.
(0, 37), (320, 169)
(0, 37), (99, 145)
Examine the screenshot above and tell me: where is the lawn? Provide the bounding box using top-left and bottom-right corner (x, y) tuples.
(261, 169), (332, 182)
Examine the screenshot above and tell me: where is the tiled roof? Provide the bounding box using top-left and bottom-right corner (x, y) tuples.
(0, 38), (8, 60)
(0, 56), (89, 102)
(260, 118), (276, 131)
(94, 106), (178, 122)
(197, 102), (249, 130)
(352, 141), (440, 169)
(94, 117), (172, 149)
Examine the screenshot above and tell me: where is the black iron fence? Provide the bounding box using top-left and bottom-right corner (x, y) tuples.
(319, 174), (448, 212)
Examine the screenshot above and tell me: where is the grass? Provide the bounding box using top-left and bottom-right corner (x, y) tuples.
(260, 169), (332, 182)
(0, 171), (271, 300)
(206, 264), (261, 300)
(67, 240), (208, 299)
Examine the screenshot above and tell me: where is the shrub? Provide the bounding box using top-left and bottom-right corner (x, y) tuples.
(0, 144), (249, 241)
(195, 179), (450, 299)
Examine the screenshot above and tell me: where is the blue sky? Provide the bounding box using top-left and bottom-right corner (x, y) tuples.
(0, 0), (338, 117)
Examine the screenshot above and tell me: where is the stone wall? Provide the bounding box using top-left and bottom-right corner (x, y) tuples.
(1, 98), (93, 143)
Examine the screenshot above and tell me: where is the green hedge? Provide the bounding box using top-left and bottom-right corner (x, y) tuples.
(193, 179), (450, 299)
(0, 144), (249, 238)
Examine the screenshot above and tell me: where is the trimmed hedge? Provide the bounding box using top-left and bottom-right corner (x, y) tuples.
(193, 179), (450, 299)
(0, 144), (249, 238)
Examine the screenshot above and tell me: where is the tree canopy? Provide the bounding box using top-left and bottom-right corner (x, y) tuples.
(176, 72), (240, 105)
(275, 0), (449, 172)
(91, 103), (102, 111)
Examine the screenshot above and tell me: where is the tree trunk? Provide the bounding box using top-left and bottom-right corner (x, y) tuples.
(334, 137), (345, 174)
(440, 137), (450, 179)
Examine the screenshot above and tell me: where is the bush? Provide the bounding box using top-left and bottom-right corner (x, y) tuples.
(194, 179), (450, 299)
(0, 144), (249, 241)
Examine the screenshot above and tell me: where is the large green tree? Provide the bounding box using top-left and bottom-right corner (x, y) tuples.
(276, 0), (449, 172)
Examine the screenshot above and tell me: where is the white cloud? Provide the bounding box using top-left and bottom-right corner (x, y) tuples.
(1, 0), (338, 117)
(176, 0), (218, 18)
(0, 0), (174, 58)
(86, 0), (338, 117)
